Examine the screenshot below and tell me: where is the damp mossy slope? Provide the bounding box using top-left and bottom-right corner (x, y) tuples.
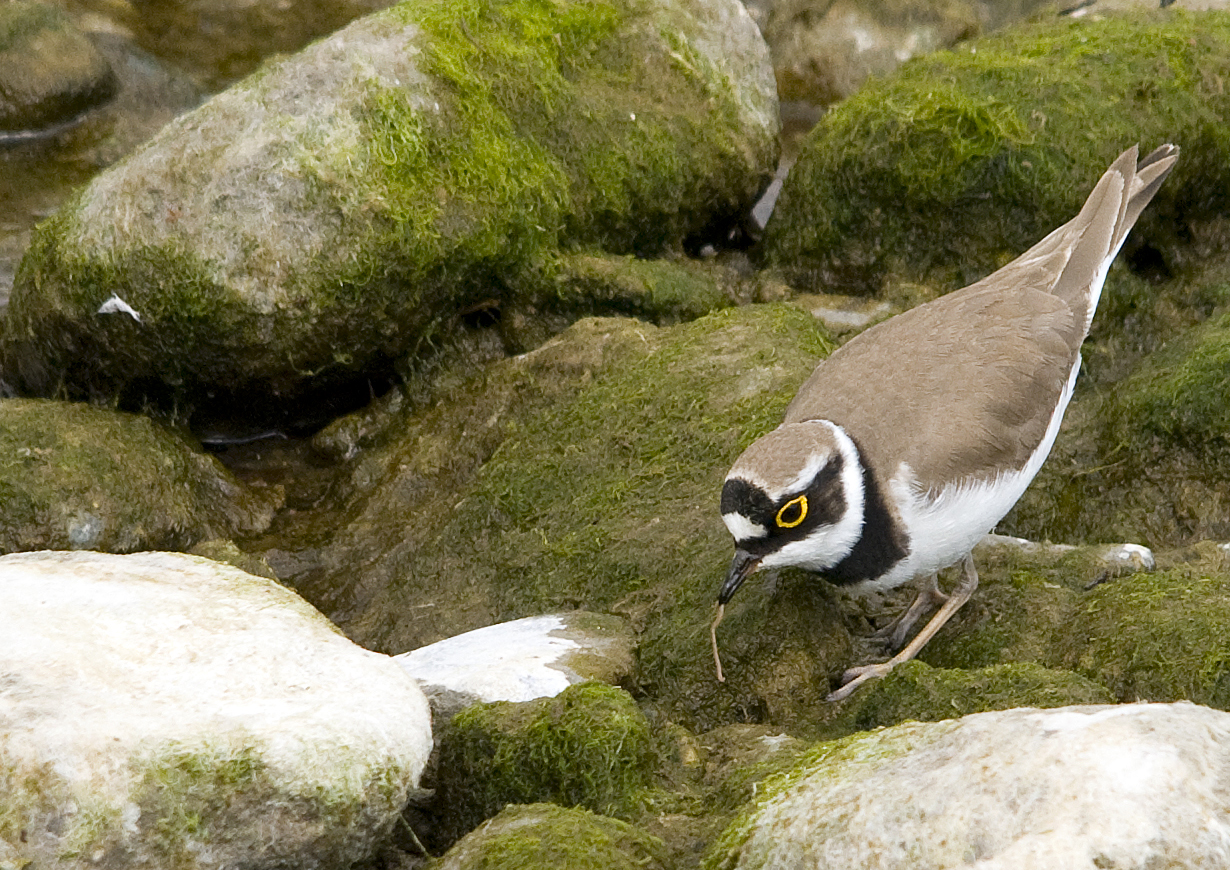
(0, 397), (279, 553)
(3, 0), (776, 421)
(761, 11), (1222, 295)
(292, 305), (844, 732)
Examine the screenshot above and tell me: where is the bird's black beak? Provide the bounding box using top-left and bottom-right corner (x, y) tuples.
(718, 549), (761, 604)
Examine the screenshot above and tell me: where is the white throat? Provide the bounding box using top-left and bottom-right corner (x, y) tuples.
(759, 421), (866, 573)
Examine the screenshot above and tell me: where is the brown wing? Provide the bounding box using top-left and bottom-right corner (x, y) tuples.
(783, 285), (1079, 491)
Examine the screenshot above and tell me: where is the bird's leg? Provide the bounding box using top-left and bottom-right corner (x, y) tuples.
(828, 554), (979, 702)
(870, 572), (948, 651)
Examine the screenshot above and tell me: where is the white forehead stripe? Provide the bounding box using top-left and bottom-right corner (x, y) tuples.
(723, 512), (768, 542)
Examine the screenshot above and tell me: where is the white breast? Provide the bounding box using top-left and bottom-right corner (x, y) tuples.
(865, 355), (1080, 592)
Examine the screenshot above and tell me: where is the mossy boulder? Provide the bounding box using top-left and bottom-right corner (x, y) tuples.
(760, 11), (1220, 296)
(433, 683), (656, 842)
(433, 803), (669, 870)
(0, 397), (280, 553)
(271, 305), (852, 732)
(831, 660), (1115, 733)
(916, 539), (1230, 712)
(2, 0), (777, 427)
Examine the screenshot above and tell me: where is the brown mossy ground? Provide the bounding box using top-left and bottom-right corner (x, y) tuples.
(761, 11), (1224, 297)
(0, 397), (280, 553)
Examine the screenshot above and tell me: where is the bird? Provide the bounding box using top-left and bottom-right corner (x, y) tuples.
(715, 144), (1179, 702)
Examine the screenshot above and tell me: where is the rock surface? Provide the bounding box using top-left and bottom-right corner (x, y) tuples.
(3, 0), (778, 427)
(0, 398), (280, 553)
(0, 550), (432, 870)
(710, 703), (1230, 869)
(394, 612), (635, 722)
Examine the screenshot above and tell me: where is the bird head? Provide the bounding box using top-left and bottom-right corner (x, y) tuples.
(718, 420), (865, 603)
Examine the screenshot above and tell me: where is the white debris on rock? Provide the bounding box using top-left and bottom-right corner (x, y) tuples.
(96, 293), (142, 321)
(0, 550), (432, 870)
(394, 612), (634, 721)
(720, 702), (1230, 870)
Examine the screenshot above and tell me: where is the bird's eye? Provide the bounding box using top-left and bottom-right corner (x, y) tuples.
(775, 495), (808, 528)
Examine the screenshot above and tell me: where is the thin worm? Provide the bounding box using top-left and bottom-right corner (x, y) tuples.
(711, 602), (726, 682)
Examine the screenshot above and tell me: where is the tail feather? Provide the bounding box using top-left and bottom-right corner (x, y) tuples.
(975, 144), (1179, 335)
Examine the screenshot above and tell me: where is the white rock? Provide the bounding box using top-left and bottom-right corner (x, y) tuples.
(0, 550), (432, 870)
(721, 703), (1230, 869)
(393, 612), (634, 721)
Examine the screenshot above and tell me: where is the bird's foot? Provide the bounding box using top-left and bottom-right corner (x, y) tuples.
(870, 574), (948, 651)
(827, 661), (895, 702)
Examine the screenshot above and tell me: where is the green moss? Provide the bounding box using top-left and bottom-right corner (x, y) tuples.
(831, 660), (1114, 733)
(1108, 312), (1230, 450)
(762, 12), (1222, 293)
(1007, 308), (1230, 549)
(1056, 558), (1230, 708)
(435, 683), (656, 840)
(132, 742), (267, 865)
(434, 803), (668, 870)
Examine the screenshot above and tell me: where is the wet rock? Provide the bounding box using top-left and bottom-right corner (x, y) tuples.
(708, 703), (1230, 869)
(127, 0), (393, 91)
(764, 0), (985, 107)
(0, 550), (432, 870)
(0, 1), (116, 137)
(0, 28), (201, 309)
(433, 682), (656, 843)
(760, 13), (1208, 296)
(393, 612), (635, 723)
(0, 398), (281, 553)
(3, 0), (778, 428)
(277, 306), (848, 733)
(435, 803), (668, 870)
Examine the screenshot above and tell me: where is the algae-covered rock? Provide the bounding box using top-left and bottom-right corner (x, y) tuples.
(274, 305), (850, 732)
(434, 803), (669, 870)
(706, 703), (1230, 870)
(433, 683), (655, 841)
(761, 12), (1215, 295)
(0, 550), (432, 870)
(834, 660), (1115, 733)
(1009, 311), (1230, 549)
(1056, 554), (1230, 708)
(3, 0), (777, 425)
(0, 398), (280, 553)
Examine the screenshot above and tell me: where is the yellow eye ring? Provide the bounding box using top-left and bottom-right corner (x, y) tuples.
(775, 495), (808, 529)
